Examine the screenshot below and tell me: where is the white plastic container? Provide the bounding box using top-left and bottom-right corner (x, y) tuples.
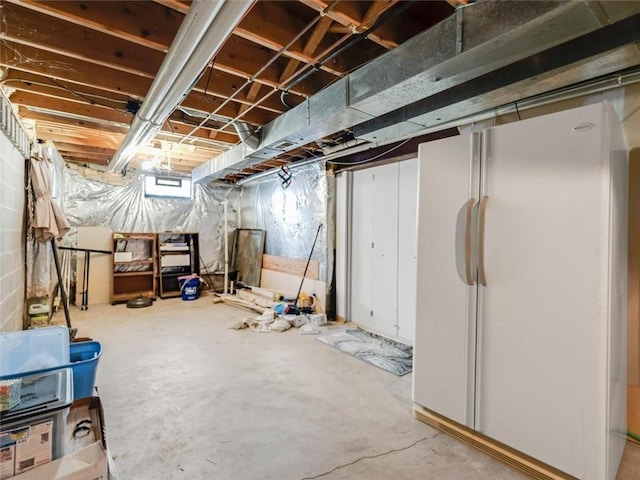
(0, 326), (70, 377)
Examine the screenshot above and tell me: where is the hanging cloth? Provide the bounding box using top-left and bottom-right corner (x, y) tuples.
(30, 144), (70, 242)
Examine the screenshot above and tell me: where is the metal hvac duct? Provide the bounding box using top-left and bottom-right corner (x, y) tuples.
(232, 121), (261, 150)
(193, 1), (640, 184)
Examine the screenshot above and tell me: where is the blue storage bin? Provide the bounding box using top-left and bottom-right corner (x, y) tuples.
(69, 341), (102, 399)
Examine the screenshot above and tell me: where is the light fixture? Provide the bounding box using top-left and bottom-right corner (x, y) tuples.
(107, 0), (253, 173)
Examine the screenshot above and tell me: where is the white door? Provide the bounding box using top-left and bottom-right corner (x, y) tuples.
(413, 134), (479, 427)
(370, 163), (399, 335)
(350, 170), (375, 327)
(397, 159), (418, 343)
(477, 105), (610, 477)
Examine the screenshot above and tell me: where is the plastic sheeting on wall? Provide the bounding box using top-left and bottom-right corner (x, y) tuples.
(60, 164), (240, 274)
(239, 163), (329, 281)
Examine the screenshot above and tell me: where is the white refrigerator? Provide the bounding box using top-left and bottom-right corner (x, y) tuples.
(412, 102), (628, 479)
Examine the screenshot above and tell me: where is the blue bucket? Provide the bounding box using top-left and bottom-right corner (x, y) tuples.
(69, 341), (102, 399)
(178, 276), (200, 301)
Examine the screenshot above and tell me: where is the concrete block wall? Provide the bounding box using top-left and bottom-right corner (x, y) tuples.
(0, 131), (26, 332)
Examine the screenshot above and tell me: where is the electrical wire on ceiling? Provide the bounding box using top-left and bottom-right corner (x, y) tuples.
(201, 62), (218, 104)
(3, 78), (131, 114)
(325, 137), (412, 166)
(174, 3), (334, 149)
(279, 1), (417, 108)
(48, 78), (131, 113)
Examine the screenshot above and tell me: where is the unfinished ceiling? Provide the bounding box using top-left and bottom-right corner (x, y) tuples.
(0, 0), (458, 178)
(4, 1), (640, 184)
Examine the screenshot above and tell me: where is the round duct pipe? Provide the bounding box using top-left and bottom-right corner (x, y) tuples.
(232, 121), (261, 150)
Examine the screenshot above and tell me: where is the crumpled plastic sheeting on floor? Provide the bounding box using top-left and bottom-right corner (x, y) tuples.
(231, 310), (293, 333)
(60, 166), (241, 273)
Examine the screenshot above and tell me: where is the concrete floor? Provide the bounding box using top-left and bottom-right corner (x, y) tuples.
(66, 295), (640, 480)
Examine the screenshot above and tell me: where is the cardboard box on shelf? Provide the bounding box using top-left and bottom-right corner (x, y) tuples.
(11, 397), (110, 480)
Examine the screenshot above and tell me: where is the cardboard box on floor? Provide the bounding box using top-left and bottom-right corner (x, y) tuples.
(12, 397), (109, 480)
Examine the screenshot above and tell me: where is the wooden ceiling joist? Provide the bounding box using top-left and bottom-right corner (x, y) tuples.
(279, 15), (334, 84)
(233, 2), (347, 78)
(214, 36), (335, 97)
(0, 41), (279, 126)
(2, 0), (456, 178)
(62, 155), (109, 166)
(191, 69), (289, 115)
(2, 5), (293, 118)
(59, 151), (112, 163)
(5, 70), (133, 105)
(3, 1), (316, 102)
(298, 0), (398, 49)
(1, 2), (165, 78)
(10, 88), (130, 123)
(18, 107), (129, 136)
(10, 91), (133, 125)
(7, 0), (183, 52)
(53, 142), (116, 157)
(153, 0), (190, 15)
(35, 130), (122, 150)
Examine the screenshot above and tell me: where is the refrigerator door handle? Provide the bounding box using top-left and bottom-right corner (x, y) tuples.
(455, 198), (476, 285)
(477, 195), (489, 286)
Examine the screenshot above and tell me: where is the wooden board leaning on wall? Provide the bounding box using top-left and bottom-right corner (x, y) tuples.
(262, 254), (319, 280)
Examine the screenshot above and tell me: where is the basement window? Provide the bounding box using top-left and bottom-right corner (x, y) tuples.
(144, 175), (192, 199)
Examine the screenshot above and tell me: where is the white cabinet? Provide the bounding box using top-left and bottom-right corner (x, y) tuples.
(349, 160), (417, 343)
(397, 160), (418, 342)
(412, 102), (628, 479)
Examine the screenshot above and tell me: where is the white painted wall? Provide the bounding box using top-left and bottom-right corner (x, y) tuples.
(0, 132), (26, 332)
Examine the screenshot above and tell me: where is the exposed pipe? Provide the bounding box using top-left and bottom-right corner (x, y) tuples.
(174, 6), (327, 149)
(223, 200), (229, 294)
(232, 121), (261, 150)
(320, 138), (368, 155)
(108, 0), (253, 172)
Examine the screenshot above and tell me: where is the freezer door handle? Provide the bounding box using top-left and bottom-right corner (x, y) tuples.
(455, 198), (476, 286)
(477, 196), (489, 286)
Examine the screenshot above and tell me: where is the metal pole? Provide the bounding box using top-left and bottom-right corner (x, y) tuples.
(223, 201), (229, 294)
(295, 224), (323, 307)
(84, 252), (91, 310)
(50, 239), (72, 329)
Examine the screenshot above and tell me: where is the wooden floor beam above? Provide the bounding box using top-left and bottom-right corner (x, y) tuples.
(2, 0), (455, 178)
